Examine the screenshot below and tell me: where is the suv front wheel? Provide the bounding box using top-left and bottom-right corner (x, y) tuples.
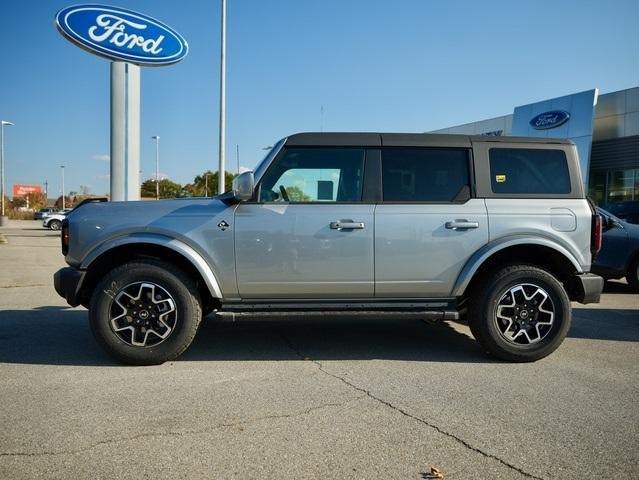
(89, 259), (202, 365)
(468, 265), (571, 362)
(48, 219), (62, 230)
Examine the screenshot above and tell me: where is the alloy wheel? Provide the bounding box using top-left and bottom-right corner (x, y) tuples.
(494, 283), (555, 345)
(109, 282), (178, 347)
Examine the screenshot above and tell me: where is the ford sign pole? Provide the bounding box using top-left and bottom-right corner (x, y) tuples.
(55, 5), (188, 202)
(218, 0), (227, 194)
(111, 62), (141, 201)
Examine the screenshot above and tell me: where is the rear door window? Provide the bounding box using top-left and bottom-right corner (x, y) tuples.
(489, 148), (571, 194)
(381, 148), (470, 202)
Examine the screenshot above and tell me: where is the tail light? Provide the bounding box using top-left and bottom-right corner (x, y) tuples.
(591, 214), (602, 255)
(61, 219), (69, 255)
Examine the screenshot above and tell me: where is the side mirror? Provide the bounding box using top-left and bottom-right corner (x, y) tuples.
(232, 171), (254, 201)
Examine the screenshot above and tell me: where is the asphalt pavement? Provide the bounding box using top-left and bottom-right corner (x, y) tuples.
(1, 220), (638, 479)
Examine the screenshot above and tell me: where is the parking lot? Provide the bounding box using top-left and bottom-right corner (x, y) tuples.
(1, 220), (638, 479)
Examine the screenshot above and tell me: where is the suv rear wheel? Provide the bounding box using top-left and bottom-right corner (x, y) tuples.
(468, 265), (571, 362)
(89, 259), (202, 365)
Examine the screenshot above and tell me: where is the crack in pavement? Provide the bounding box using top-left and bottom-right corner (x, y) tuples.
(0, 284), (49, 289)
(279, 333), (545, 480)
(0, 395), (365, 458)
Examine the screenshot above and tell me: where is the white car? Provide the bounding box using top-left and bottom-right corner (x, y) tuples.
(43, 212), (67, 230)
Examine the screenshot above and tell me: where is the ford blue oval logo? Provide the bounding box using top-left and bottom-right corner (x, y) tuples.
(55, 5), (188, 66)
(529, 110), (570, 130)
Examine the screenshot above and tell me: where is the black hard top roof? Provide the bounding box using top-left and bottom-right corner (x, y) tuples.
(285, 132), (573, 148)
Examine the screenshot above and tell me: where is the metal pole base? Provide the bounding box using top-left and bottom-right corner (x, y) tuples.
(0, 216), (9, 226)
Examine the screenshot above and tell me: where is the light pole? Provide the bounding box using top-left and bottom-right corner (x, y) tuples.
(205, 173), (209, 197)
(218, 0), (226, 194)
(60, 165), (65, 210)
(1, 120), (14, 224)
(151, 135), (160, 199)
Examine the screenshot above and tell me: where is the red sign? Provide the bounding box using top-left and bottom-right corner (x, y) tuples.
(12, 185), (42, 197)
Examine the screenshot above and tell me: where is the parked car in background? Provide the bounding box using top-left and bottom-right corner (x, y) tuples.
(33, 207), (56, 220)
(43, 212), (67, 230)
(592, 208), (639, 291)
(603, 201), (639, 224)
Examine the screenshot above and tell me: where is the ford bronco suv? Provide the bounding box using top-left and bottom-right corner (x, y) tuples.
(54, 133), (604, 365)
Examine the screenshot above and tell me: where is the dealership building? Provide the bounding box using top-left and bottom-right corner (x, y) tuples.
(431, 86), (639, 205)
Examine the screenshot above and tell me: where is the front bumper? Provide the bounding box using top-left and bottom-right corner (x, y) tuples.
(571, 273), (604, 304)
(54, 267), (85, 307)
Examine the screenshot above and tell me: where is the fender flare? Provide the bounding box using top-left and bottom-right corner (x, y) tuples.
(81, 233), (223, 299)
(451, 235), (583, 297)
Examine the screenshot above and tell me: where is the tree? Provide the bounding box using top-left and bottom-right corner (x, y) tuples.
(11, 192), (47, 210)
(10, 191), (44, 210)
(141, 178), (182, 199)
(285, 186), (311, 202)
(188, 170), (237, 197)
(54, 196), (73, 209)
(23, 191), (47, 210)
(10, 196), (27, 209)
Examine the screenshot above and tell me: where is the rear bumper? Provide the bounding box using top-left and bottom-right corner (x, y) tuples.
(571, 273), (604, 304)
(54, 267), (85, 307)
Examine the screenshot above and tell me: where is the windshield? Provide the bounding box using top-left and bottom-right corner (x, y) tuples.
(253, 138), (286, 183)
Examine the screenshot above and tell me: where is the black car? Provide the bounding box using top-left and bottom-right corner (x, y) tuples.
(603, 201), (639, 224)
(592, 208), (639, 291)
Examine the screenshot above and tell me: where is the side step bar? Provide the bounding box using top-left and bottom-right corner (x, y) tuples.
(215, 310), (459, 321)
(216, 300), (460, 321)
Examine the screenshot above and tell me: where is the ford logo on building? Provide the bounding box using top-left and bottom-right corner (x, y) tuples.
(55, 5), (188, 66)
(529, 110), (570, 130)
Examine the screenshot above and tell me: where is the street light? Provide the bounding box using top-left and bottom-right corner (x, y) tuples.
(151, 135), (160, 200)
(60, 165), (65, 210)
(218, 0), (226, 194)
(1, 120), (14, 223)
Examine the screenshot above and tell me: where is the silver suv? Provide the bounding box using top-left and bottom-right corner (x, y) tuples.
(54, 133), (604, 365)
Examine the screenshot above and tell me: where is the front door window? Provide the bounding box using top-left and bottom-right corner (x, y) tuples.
(258, 148), (365, 203)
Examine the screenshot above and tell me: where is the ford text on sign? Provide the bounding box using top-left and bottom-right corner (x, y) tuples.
(13, 185), (43, 197)
(55, 5), (188, 66)
(529, 110), (570, 130)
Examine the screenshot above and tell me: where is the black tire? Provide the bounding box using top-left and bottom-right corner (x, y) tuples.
(49, 219), (62, 230)
(89, 259), (202, 365)
(625, 256), (639, 292)
(468, 265), (571, 362)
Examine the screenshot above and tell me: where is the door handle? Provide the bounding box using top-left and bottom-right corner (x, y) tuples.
(445, 219), (479, 230)
(330, 221), (365, 230)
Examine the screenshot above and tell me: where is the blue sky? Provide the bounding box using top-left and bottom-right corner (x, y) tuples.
(1, 0), (638, 196)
